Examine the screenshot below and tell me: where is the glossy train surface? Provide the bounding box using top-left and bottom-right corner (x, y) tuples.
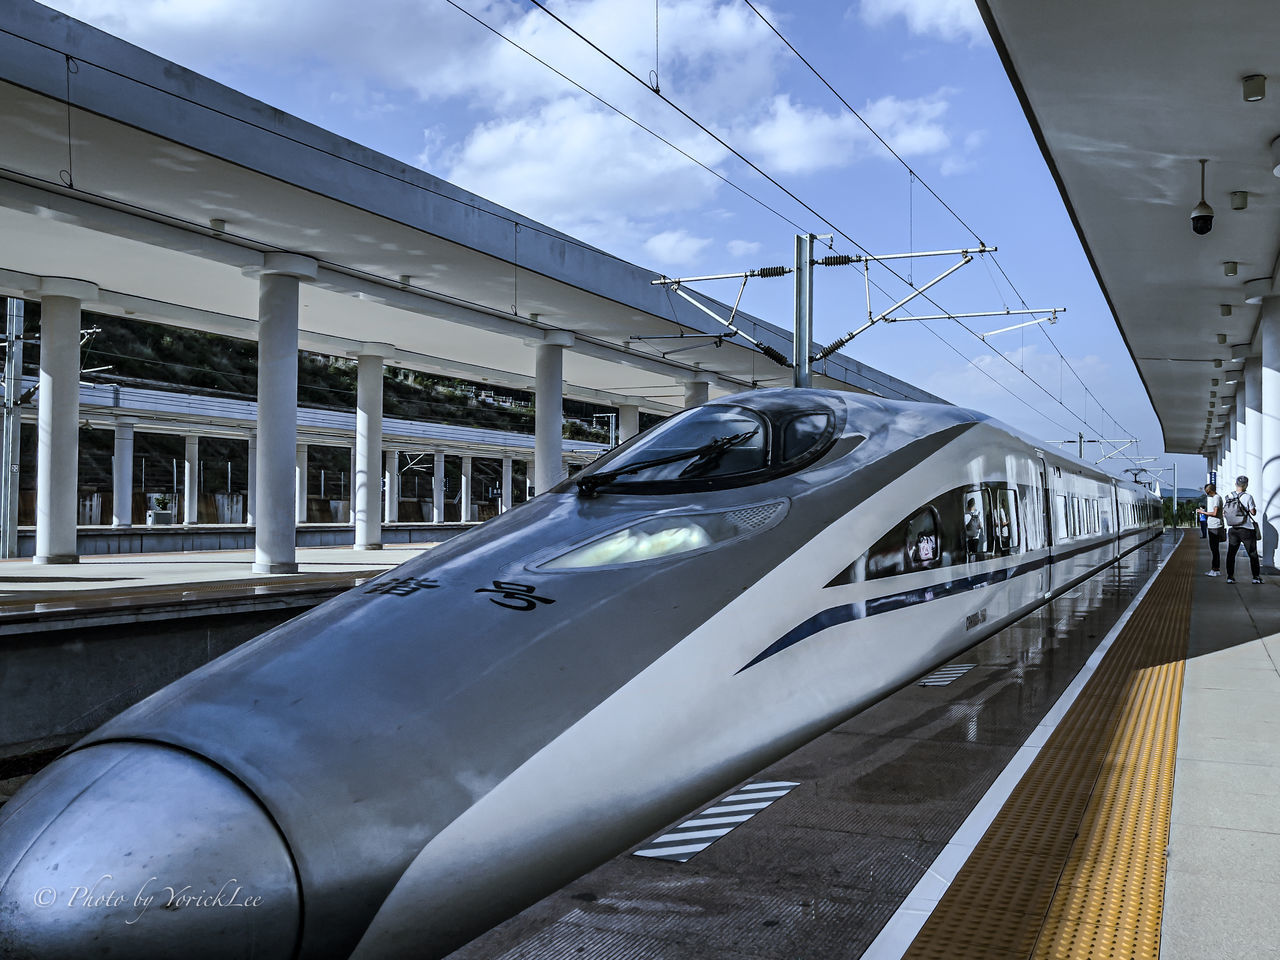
(0, 389), (1162, 959)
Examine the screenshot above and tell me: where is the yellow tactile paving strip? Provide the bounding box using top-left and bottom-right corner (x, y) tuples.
(904, 534), (1193, 960)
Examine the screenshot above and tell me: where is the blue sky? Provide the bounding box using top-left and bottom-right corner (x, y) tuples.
(42, 0), (1204, 489)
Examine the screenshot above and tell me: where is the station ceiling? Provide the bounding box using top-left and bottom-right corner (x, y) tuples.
(979, 0), (1280, 456)
(0, 1), (935, 417)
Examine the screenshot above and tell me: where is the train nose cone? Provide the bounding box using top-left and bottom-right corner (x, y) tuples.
(0, 742), (299, 960)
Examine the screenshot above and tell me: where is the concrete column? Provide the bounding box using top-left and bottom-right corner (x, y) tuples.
(384, 449), (399, 524)
(500, 456), (513, 513)
(524, 461), (533, 499)
(112, 420), (134, 528)
(251, 253), (316, 574)
(295, 443), (308, 523)
(684, 375), (711, 408)
(618, 404), (641, 442)
(354, 346), (392, 549)
(1260, 296), (1280, 570)
(1247, 357), (1263, 492)
(460, 454), (473, 522)
(348, 445), (357, 524)
(31, 278), (96, 563)
(432, 449), (445, 523)
(532, 333), (574, 495)
(246, 434), (257, 526)
(183, 434), (199, 525)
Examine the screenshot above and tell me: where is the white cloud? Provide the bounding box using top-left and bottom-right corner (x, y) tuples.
(727, 239), (762, 256)
(435, 98), (725, 245)
(859, 0), (988, 44)
(736, 92), (953, 175)
(643, 229), (712, 266)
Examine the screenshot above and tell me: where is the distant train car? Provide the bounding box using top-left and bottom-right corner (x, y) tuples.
(0, 389), (1162, 960)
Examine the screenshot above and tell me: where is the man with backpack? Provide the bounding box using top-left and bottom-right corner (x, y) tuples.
(1223, 475), (1263, 584)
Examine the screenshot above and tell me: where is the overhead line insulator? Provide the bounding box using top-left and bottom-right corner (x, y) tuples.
(753, 265), (790, 278)
(816, 254), (856, 267)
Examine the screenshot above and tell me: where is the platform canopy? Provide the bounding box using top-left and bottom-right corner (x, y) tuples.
(0, 1), (935, 417)
(979, 0), (1280, 455)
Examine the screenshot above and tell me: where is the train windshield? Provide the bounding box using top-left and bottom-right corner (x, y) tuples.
(575, 402), (836, 496)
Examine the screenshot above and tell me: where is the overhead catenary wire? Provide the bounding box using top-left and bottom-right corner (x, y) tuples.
(488, 2), (1139, 461)
(735, 0), (1139, 455)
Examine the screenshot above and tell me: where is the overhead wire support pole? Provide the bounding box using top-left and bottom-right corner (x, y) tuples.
(813, 255), (973, 362)
(794, 233), (814, 388)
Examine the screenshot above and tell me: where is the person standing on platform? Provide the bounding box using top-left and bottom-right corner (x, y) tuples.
(1197, 483), (1224, 576)
(1223, 475), (1262, 584)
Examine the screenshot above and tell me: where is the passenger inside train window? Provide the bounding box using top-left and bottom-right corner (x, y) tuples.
(993, 489), (1019, 555)
(906, 507), (941, 570)
(965, 494), (988, 561)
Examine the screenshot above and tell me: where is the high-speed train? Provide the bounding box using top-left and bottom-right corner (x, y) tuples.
(0, 388), (1162, 960)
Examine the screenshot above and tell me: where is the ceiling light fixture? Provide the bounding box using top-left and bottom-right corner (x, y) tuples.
(1212, 378), (1220, 386)
(1225, 261), (1239, 276)
(1231, 191), (1249, 210)
(1244, 74), (1267, 101)
(1220, 304), (1233, 317)
(1217, 333), (1228, 344)
(1215, 358), (1224, 367)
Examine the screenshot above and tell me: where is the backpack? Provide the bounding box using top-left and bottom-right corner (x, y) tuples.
(1223, 494), (1249, 527)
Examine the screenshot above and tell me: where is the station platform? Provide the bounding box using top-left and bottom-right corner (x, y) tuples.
(448, 532), (1277, 960)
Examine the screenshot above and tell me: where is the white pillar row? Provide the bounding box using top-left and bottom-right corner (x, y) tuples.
(500, 456), (513, 513)
(384, 449), (399, 524)
(354, 345), (393, 550)
(460, 454), (473, 522)
(432, 449), (445, 523)
(246, 434), (257, 526)
(1247, 357), (1263, 493)
(295, 443), (308, 523)
(30, 278), (96, 563)
(524, 461), (533, 499)
(618, 404), (641, 443)
(1259, 295), (1280, 571)
(684, 374), (711, 409)
(251, 253), (316, 575)
(348, 445), (357, 525)
(532, 332), (575, 495)
(183, 434), (199, 525)
(112, 419), (135, 528)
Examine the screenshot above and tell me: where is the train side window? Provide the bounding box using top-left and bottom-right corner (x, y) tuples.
(1053, 495), (1068, 541)
(993, 487), (1020, 555)
(1017, 483), (1043, 550)
(781, 413), (832, 462)
(1100, 496), (1113, 533)
(964, 488), (991, 561)
(906, 506), (942, 571)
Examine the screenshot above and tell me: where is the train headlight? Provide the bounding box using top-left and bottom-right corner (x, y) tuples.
(541, 502), (786, 570)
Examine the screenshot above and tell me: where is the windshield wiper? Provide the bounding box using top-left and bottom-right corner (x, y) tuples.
(576, 430), (759, 498)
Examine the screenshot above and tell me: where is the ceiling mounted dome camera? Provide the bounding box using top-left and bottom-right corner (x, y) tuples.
(1191, 159), (1214, 235)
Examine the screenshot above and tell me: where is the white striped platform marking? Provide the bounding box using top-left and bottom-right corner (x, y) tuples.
(634, 780), (800, 862)
(918, 664), (976, 686)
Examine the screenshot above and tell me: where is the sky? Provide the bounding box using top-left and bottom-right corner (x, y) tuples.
(40, 0), (1205, 490)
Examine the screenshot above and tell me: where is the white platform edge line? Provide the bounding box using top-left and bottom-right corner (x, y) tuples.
(860, 535), (1181, 960)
